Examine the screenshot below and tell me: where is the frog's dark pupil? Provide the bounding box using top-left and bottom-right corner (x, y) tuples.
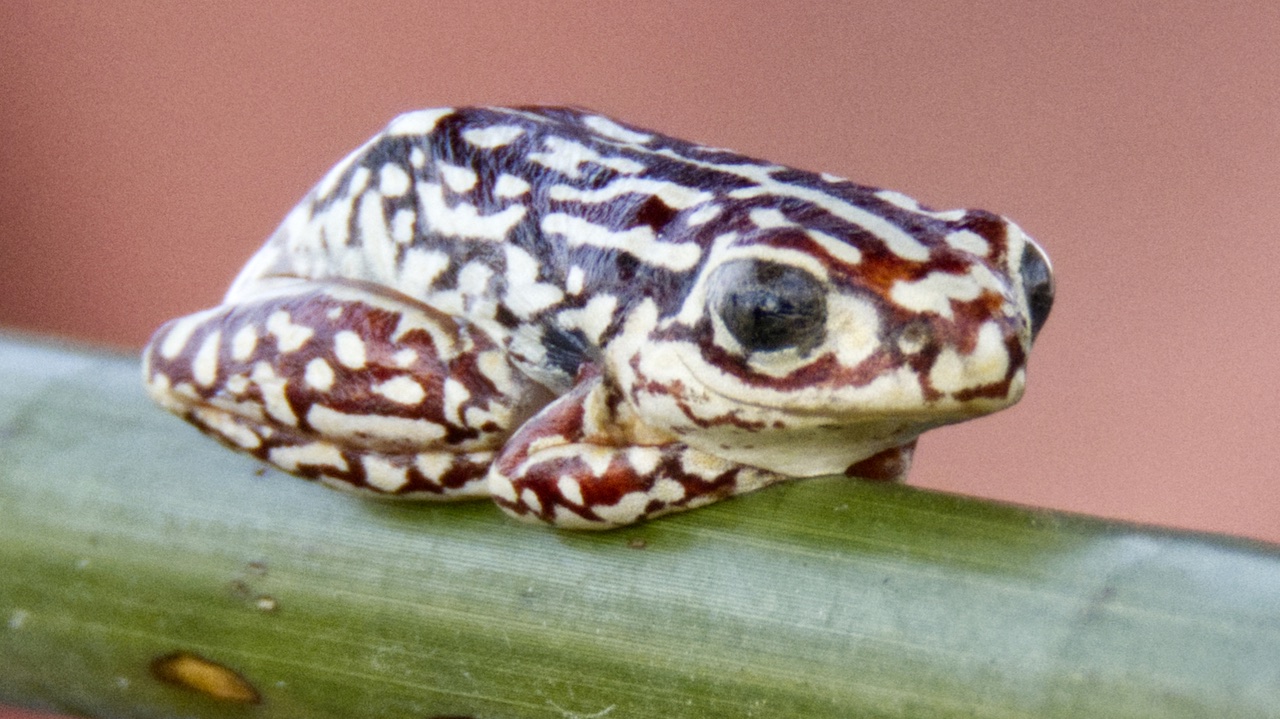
(708, 259), (827, 354)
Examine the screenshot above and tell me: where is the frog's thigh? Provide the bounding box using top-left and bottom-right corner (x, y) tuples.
(143, 280), (537, 499)
(487, 378), (786, 529)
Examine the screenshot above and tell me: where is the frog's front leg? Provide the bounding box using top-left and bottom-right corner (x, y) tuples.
(143, 280), (546, 498)
(488, 375), (786, 529)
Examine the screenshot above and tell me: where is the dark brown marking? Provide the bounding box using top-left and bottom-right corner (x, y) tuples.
(845, 440), (916, 482)
(633, 195), (677, 231)
(493, 304), (520, 328)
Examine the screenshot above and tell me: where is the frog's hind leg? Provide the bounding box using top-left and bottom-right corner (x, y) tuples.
(487, 376), (788, 529)
(143, 280), (545, 499)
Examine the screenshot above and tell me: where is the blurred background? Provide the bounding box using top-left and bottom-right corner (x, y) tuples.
(1, 2), (1277, 716)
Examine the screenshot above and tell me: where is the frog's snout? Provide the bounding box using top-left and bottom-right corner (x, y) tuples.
(1020, 237), (1054, 341)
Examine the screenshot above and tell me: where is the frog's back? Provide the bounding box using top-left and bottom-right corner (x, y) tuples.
(230, 108), (705, 310)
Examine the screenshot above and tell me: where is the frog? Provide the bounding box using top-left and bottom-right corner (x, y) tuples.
(142, 106), (1053, 529)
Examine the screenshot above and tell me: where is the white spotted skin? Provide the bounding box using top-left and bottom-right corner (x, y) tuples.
(143, 106), (1053, 529)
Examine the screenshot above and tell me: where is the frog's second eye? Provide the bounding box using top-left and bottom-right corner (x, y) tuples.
(1020, 238), (1054, 341)
(707, 259), (827, 354)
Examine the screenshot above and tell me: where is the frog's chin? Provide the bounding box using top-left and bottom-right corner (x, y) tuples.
(679, 422), (924, 478)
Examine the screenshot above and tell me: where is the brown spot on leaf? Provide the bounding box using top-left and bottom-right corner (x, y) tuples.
(150, 651), (261, 704)
(227, 580), (251, 600)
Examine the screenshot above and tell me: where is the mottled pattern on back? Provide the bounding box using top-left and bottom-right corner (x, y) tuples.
(144, 106), (1053, 528)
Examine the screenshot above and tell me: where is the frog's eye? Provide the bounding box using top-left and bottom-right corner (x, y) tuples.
(707, 259), (827, 354)
(1020, 237), (1054, 341)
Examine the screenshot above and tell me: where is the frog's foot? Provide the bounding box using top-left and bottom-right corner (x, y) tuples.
(487, 378), (787, 529)
(142, 280), (540, 498)
(844, 440), (917, 482)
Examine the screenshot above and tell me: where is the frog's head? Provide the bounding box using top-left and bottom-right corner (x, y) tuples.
(612, 195), (1053, 478)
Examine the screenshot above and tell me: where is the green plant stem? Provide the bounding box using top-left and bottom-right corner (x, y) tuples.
(1, 333), (1278, 718)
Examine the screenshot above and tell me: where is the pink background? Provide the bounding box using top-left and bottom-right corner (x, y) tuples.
(2, 3), (1278, 717)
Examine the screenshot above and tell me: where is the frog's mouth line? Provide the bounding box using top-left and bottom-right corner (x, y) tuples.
(672, 352), (999, 425)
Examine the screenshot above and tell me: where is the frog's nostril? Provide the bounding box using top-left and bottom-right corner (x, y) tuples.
(895, 319), (934, 356)
(1020, 237), (1054, 341)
